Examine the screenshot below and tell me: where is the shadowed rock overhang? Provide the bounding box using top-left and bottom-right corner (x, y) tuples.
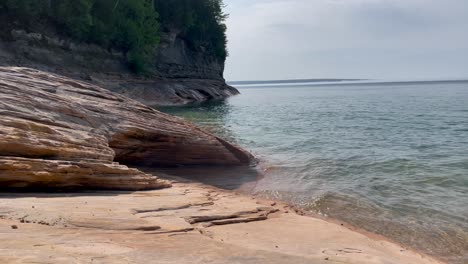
(0, 67), (253, 190)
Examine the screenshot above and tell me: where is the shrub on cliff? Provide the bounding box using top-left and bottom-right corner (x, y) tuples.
(53, 0), (160, 73)
(154, 0), (228, 60)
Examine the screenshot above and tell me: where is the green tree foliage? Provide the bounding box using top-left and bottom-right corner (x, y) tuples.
(0, 0), (49, 20)
(88, 0), (160, 72)
(154, 0), (228, 60)
(53, 0), (94, 40)
(0, 0), (228, 72)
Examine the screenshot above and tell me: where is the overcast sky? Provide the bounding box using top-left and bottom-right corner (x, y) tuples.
(223, 0), (468, 81)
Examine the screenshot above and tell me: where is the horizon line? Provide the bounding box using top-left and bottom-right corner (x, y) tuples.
(227, 78), (468, 84)
(227, 78), (468, 88)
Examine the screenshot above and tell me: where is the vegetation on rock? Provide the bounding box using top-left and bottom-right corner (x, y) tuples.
(0, 0), (228, 73)
(154, 0), (228, 60)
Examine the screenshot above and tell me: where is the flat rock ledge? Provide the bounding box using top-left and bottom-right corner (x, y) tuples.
(0, 178), (442, 264)
(0, 67), (253, 190)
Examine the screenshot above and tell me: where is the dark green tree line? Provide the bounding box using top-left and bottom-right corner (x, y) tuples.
(154, 0), (228, 59)
(0, 0), (228, 73)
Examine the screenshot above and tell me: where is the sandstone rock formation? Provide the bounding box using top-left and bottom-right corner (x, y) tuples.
(0, 67), (252, 190)
(0, 178), (442, 264)
(0, 29), (239, 106)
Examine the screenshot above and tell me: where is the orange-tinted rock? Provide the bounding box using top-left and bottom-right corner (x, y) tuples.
(0, 157), (170, 190)
(0, 67), (253, 190)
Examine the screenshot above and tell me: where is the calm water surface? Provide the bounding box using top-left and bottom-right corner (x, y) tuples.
(159, 81), (468, 264)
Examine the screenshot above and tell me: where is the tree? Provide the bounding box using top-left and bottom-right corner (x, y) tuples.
(154, 0), (228, 60)
(1, 0), (49, 21)
(1, 0), (228, 72)
(53, 0), (94, 40)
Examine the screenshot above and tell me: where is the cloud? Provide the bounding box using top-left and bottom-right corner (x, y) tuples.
(224, 0), (468, 80)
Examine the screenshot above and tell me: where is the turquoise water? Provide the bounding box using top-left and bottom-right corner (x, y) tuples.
(159, 81), (468, 263)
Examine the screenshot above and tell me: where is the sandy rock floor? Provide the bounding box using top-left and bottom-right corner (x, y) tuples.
(0, 177), (442, 264)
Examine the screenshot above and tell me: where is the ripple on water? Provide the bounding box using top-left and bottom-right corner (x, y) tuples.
(159, 81), (468, 264)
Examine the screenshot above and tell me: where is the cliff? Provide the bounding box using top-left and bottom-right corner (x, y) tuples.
(0, 27), (239, 106)
(0, 67), (252, 190)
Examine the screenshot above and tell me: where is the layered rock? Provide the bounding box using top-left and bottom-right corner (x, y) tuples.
(0, 67), (252, 190)
(0, 28), (239, 106)
(0, 157), (167, 190)
(0, 179), (442, 264)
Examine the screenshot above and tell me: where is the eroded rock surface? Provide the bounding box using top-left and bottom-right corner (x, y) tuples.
(0, 28), (239, 105)
(0, 67), (252, 190)
(0, 178), (442, 264)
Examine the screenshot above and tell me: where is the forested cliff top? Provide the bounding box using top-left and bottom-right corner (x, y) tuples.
(0, 0), (228, 73)
(0, 0), (238, 105)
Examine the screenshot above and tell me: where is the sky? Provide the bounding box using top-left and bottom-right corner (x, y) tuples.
(223, 0), (468, 81)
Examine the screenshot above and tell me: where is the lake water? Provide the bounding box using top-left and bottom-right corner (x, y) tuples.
(159, 81), (468, 264)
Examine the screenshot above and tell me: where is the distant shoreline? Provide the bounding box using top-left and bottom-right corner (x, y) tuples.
(228, 78), (364, 85)
(229, 79), (468, 88)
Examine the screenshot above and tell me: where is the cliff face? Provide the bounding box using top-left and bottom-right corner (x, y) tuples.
(0, 28), (239, 106)
(0, 67), (252, 190)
